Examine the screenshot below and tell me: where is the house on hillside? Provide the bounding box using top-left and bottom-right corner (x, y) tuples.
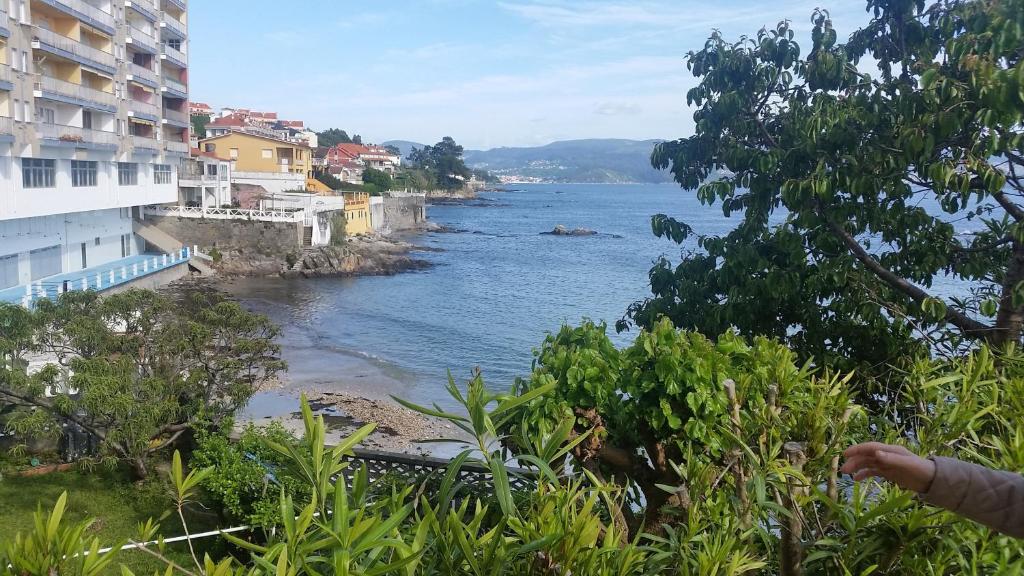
(324, 143), (401, 175)
(199, 131), (313, 193)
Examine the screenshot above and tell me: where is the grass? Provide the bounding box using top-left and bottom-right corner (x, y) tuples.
(0, 465), (232, 575)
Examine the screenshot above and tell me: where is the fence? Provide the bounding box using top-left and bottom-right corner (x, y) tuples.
(340, 448), (536, 493)
(146, 204), (306, 222)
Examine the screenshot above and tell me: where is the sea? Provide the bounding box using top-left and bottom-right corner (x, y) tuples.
(230, 183), (979, 421)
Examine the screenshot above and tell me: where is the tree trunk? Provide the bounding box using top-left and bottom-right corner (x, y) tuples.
(992, 242), (1024, 347)
(132, 457), (149, 480)
(780, 442), (807, 576)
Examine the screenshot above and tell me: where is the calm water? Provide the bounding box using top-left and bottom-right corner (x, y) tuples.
(229, 183), (979, 416)
(230, 183), (733, 412)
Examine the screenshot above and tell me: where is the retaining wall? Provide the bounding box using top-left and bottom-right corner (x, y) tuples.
(146, 215), (304, 256)
(382, 193), (427, 232)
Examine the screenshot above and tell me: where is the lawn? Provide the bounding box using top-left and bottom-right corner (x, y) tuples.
(0, 466), (233, 575)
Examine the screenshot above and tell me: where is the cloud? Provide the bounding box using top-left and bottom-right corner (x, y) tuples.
(595, 102), (641, 116)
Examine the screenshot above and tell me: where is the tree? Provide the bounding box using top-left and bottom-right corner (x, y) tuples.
(408, 137), (472, 191)
(190, 114), (209, 139)
(626, 0), (1024, 377)
(361, 167), (393, 191)
(315, 172), (344, 191)
(0, 290), (285, 478)
(384, 144), (401, 156)
(317, 128), (353, 148)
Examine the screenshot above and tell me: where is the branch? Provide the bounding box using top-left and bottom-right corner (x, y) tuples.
(820, 210), (993, 338)
(951, 236), (1013, 253)
(993, 191), (1024, 222)
(0, 388), (108, 441)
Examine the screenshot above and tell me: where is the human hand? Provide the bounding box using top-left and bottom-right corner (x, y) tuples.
(841, 442), (937, 493)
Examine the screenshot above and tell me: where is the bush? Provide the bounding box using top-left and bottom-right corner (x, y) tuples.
(207, 247), (222, 263)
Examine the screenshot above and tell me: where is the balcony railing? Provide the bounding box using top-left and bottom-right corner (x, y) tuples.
(126, 25), (158, 53)
(0, 63), (10, 83)
(162, 75), (186, 95)
(131, 134), (159, 149)
(128, 98), (160, 118)
(36, 122), (119, 146)
(0, 116), (13, 135)
(160, 14), (185, 37)
(127, 62), (158, 85)
(162, 108), (188, 124)
(35, 76), (117, 108)
(160, 43), (187, 67)
(39, 0), (115, 32)
(165, 140), (188, 154)
(124, 0), (157, 21)
(32, 28), (116, 72)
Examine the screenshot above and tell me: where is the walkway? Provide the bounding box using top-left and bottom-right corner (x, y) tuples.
(0, 249), (193, 306)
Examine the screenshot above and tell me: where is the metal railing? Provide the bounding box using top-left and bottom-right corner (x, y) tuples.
(36, 122), (119, 145)
(126, 25), (158, 53)
(160, 14), (186, 37)
(160, 43), (187, 66)
(127, 62), (158, 84)
(128, 98), (160, 118)
(146, 205), (306, 222)
(35, 76), (117, 107)
(131, 134), (159, 149)
(0, 116), (13, 135)
(43, 0), (114, 29)
(162, 75), (186, 95)
(162, 108), (188, 124)
(165, 140), (188, 154)
(32, 28), (115, 70)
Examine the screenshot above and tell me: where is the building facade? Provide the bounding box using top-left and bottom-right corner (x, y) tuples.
(199, 131), (312, 178)
(0, 0), (188, 294)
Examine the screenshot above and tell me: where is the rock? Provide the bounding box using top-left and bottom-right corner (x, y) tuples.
(544, 225), (598, 237)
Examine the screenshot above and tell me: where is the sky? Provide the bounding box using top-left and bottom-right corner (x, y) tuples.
(189, 0), (869, 150)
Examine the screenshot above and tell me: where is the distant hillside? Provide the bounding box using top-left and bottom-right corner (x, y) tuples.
(463, 139), (673, 184)
(381, 140), (427, 160)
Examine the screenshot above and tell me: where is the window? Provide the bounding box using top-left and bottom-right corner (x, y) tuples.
(35, 106), (55, 124)
(207, 163), (218, 176)
(154, 164), (172, 184)
(205, 143), (215, 152)
(229, 148), (238, 159)
(117, 119), (126, 135)
(20, 50), (28, 73)
(13, 99), (20, 121)
(22, 101), (29, 123)
(82, 110), (93, 130)
(120, 234), (132, 257)
(10, 48), (17, 71)
(261, 149), (273, 159)
(94, 237), (101, 246)
(118, 162), (138, 186)
(120, 207), (130, 219)
(71, 160), (98, 187)
(80, 243), (87, 269)
(22, 159), (55, 188)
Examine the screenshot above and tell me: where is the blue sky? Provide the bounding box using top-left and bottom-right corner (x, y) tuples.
(189, 0), (868, 150)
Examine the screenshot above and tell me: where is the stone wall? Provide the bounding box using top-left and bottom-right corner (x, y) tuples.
(146, 215), (304, 256)
(382, 192), (427, 233)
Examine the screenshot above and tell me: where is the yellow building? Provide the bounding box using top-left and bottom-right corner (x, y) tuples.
(343, 192), (372, 236)
(199, 132), (312, 177)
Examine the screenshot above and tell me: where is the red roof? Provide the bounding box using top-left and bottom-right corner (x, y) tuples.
(279, 120), (304, 128)
(208, 114), (248, 127)
(191, 147), (222, 160)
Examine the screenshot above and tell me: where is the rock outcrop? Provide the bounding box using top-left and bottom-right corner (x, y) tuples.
(543, 225), (598, 236)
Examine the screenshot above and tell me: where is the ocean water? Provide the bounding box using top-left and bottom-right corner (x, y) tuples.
(228, 183), (980, 417)
(229, 183), (734, 413)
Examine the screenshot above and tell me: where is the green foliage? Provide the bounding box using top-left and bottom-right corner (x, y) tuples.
(330, 212), (347, 246)
(316, 128), (360, 148)
(630, 0), (1024, 379)
(408, 137), (472, 190)
(362, 167), (394, 191)
(207, 247), (223, 263)
(0, 290), (284, 478)
(190, 114), (209, 140)
(314, 171), (344, 191)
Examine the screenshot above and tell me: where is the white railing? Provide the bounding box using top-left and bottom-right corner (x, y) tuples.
(162, 75), (186, 94)
(127, 62), (158, 84)
(35, 76), (117, 107)
(160, 13), (185, 37)
(48, 0), (114, 29)
(128, 98), (160, 117)
(160, 43), (187, 66)
(32, 28), (115, 69)
(127, 25), (158, 52)
(146, 205), (305, 222)
(0, 116), (13, 135)
(37, 122), (119, 145)
(131, 134), (159, 149)
(165, 140), (188, 153)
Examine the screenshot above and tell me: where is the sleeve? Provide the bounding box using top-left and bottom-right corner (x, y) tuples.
(921, 456), (1024, 539)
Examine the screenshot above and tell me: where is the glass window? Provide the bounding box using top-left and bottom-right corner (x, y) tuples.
(22, 158), (56, 188)
(262, 149), (273, 159)
(154, 164), (172, 184)
(71, 160), (98, 187)
(118, 162), (138, 186)
(207, 163), (218, 176)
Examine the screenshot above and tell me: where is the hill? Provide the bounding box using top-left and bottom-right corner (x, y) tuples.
(462, 139), (672, 184)
(381, 140), (427, 159)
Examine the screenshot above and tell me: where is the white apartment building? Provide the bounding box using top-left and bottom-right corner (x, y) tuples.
(0, 0), (188, 298)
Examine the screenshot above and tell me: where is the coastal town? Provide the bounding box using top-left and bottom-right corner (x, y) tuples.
(0, 3), (486, 306)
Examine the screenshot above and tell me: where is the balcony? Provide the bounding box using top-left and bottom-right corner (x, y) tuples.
(160, 43), (187, 68)
(0, 63), (11, 91)
(161, 75), (186, 98)
(36, 0), (115, 34)
(131, 134), (159, 151)
(160, 13), (185, 38)
(126, 25), (158, 54)
(127, 98), (160, 120)
(162, 107), (188, 125)
(34, 76), (117, 112)
(163, 0), (185, 11)
(37, 122), (119, 150)
(31, 28), (117, 74)
(124, 0), (156, 21)
(126, 62), (158, 87)
(0, 7), (9, 38)
(165, 140), (188, 155)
